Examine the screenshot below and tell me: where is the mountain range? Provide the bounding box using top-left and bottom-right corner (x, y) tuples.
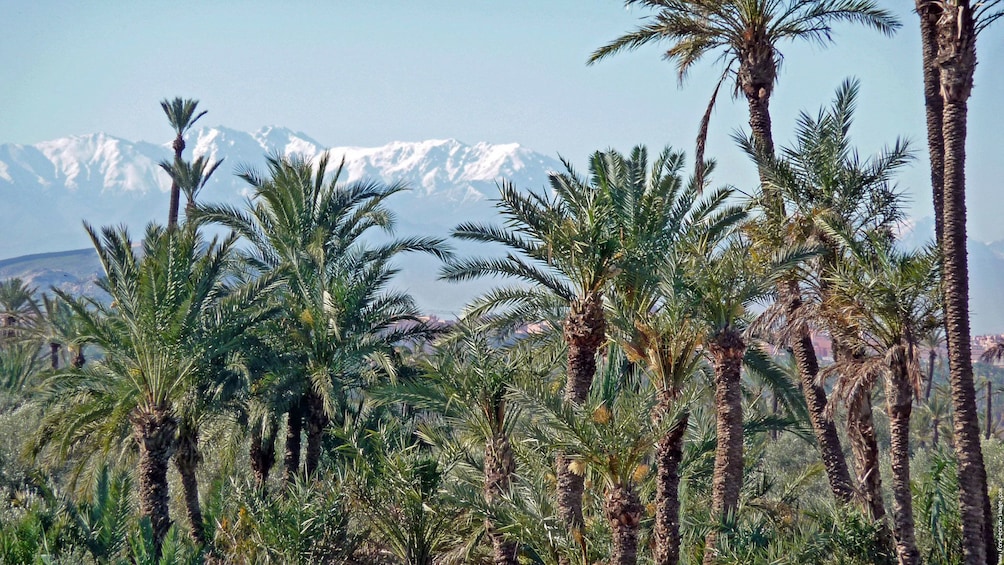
(1, 129), (1002, 332)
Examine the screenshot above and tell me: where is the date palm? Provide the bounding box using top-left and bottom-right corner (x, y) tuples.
(158, 155), (223, 224)
(160, 98), (207, 229)
(198, 152), (448, 480)
(517, 352), (682, 565)
(601, 145), (743, 565)
(589, 0), (898, 178)
(31, 223), (275, 555)
(929, 2), (1001, 560)
(743, 79), (912, 508)
(442, 153), (621, 540)
(826, 242), (942, 565)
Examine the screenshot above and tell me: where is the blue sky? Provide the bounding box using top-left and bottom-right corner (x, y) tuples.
(3, 1), (1002, 240)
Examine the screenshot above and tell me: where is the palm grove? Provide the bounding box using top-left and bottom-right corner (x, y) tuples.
(0, 0), (1002, 564)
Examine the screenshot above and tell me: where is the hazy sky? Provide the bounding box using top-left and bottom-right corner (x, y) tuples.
(3, 1), (1002, 240)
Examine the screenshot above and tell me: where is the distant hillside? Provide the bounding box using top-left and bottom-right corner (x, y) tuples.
(0, 248), (103, 299)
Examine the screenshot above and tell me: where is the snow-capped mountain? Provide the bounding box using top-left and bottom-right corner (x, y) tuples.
(0, 128), (564, 316)
(0, 127), (562, 253)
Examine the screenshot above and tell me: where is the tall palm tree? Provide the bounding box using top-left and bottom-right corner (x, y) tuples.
(198, 152), (448, 481)
(160, 97), (207, 229)
(158, 155), (223, 223)
(589, 0), (898, 177)
(442, 154), (621, 540)
(31, 223), (275, 555)
(931, 2), (1002, 562)
(827, 243), (942, 565)
(592, 5), (898, 510)
(743, 79), (912, 508)
(600, 146), (744, 565)
(682, 235), (787, 564)
(922, 328), (944, 402)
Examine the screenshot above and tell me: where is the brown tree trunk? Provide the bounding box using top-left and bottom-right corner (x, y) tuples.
(886, 346), (919, 565)
(557, 291), (606, 551)
(250, 421), (277, 491)
(917, 0), (946, 244)
(49, 342), (60, 370)
(72, 345), (85, 368)
(703, 330), (745, 565)
(304, 388), (327, 478)
(174, 423), (206, 545)
(937, 5), (995, 562)
(789, 284), (856, 505)
(605, 484), (642, 565)
(284, 397), (304, 484)
(131, 405), (177, 557)
(847, 395), (886, 523)
(485, 433), (518, 565)
(168, 136), (184, 229)
(985, 379), (993, 440)
(654, 409), (688, 565)
(925, 348), (937, 402)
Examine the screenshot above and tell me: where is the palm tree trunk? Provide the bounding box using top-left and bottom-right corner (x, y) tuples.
(788, 284), (856, 505)
(703, 330), (745, 565)
(916, 0), (946, 243)
(485, 433), (517, 565)
(168, 136), (184, 228)
(925, 348), (937, 402)
(886, 346), (919, 565)
(131, 405), (177, 557)
(558, 291), (606, 548)
(937, 6), (995, 562)
(49, 342), (60, 370)
(654, 409), (688, 565)
(605, 484), (642, 565)
(304, 388), (327, 478)
(847, 395), (886, 523)
(284, 397), (304, 484)
(985, 380), (992, 440)
(174, 424), (206, 545)
(251, 421), (278, 491)
(72, 345), (85, 368)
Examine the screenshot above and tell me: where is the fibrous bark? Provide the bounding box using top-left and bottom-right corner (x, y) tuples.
(936, 4), (995, 562)
(485, 434), (518, 565)
(304, 389), (328, 478)
(131, 405), (177, 557)
(654, 409), (688, 565)
(605, 484), (642, 565)
(174, 423), (206, 545)
(703, 330), (745, 565)
(557, 291), (606, 549)
(886, 346), (919, 565)
(284, 397), (304, 485)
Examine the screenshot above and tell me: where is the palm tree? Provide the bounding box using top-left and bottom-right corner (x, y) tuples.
(589, 0), (898, 178)
(931, 3), (1002, 561)
(198, 152), (448, 481)
(158, 155), (223, 223)
(922, 328), (944, 402)
(682, 235), (786, 564)
(388, 327), (524, 565)
(160, 97), (207, 229)
(826, 243), (942, 565)
(518, 352), (675, 565)
(743, 79), (912, 509)
(442, 154), (621, 539)
(601, 146), (743, 565)
(31, 223), (275, 554)
(593, 6), (898, 510)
